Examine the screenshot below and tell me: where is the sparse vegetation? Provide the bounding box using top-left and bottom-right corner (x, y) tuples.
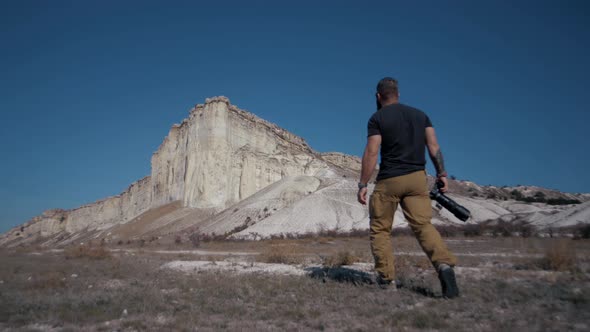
(436, 225), (461, 237)
(64, 244), (111, 260)
(259, 244), (303, 264)
(188, 232), (201, 248)
(322, 250), (359, 268)
(573, 223), (590, 239)
(545, 198), (582, 205)
(463, 224), (484, 237)
(537, 241), (577, 271)
(267, 228), (368, 240)
(487, 220), (536, 238)
(1, 236), (588, 331)
(509, 189), (581, 205)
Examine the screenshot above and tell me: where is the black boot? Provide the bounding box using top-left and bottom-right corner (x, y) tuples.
(438, 264), (459, 299)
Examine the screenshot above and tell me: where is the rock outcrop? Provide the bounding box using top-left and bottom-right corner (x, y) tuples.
(1, 97), (338, 247)
(151, 96), (328, 210)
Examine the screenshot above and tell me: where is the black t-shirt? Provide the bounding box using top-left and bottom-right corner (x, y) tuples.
(367, 103), (432, 181)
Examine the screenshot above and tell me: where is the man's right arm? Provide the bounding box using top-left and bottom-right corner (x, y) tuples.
(425, 127), (449, 192)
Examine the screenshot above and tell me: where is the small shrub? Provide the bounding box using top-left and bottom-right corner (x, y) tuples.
(31, 271), (66, 289)
(437, 225), (460, 237)
(259, 245), (302, 264)
(489, 221), (512, 237)
(463, 224), (483, 237)
(516, 222), (535, 238)
(572, 223), (590, 239)
(510, 190), (523, 199)
(346, 228), (368, 238)
(175, 235), (182, 244)
(189, 233), (201, 248)
(537, 241), (577, 271)
(322, 250), (359, 268)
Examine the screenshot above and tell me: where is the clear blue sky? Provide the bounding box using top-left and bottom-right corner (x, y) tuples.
(1, 0), (589, 233)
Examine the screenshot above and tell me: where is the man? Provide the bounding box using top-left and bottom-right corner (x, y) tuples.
(357, 77), (459, 298)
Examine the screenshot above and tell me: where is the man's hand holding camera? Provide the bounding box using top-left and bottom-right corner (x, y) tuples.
(437, 172), (449, 193)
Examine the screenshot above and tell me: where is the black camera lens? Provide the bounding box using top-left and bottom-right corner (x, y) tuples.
(430, 189), (470, 222)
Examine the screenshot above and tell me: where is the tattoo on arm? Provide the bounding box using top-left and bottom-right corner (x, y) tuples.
(433, 150), (446, 175)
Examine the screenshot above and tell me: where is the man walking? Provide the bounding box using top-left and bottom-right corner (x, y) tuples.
(357, 77), (459, 298)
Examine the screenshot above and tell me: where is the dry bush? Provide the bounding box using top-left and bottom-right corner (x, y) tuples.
(322, 250), (359, 268)
(573, 223), (590, 239)
(317, 237), (334, 244)
(463, 224), (484, 237)
(174, 235), (182, 244)
(537, 241), (577, 271)
(188, 233), (201, 248)
(268, 228), (367, 241)
(258, 244), (303, 264)
(437, 225), (460, 237)
(31, 271), (67, 289)
(64, 245), (111, 260)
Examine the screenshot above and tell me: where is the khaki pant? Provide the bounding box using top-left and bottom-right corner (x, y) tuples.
(369, 170), (457, 281)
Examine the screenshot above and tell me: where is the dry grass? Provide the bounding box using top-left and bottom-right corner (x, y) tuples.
(0, 237), (589, 331)
(30, 271), (67, 290)
(538, 240), (578, 271)
(322, 250), (359, 268)
(258, 243), (304, 264)
(64, 245), (112, 260)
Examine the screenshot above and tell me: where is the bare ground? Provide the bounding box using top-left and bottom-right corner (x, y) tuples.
(0, 236), (589, 331)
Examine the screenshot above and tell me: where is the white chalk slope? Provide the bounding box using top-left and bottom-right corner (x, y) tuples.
(530, 200), (590, 228)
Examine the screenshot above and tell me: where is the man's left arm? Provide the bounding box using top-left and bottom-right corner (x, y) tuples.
(358, 135), (381, 205)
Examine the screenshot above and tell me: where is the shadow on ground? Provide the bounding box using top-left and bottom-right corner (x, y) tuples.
(305, 266), (374, 286)
(395, 276), (440, 298)
(305, 266), (440, 298)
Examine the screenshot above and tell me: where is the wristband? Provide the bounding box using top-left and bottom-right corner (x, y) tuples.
(358, 182), (368, 189)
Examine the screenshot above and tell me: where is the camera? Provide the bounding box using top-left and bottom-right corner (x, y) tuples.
(430, 181), (471, 222)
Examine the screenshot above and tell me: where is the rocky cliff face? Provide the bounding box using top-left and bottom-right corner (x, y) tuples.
(1, 97), (337, 247)
(155, 96), (328, 209)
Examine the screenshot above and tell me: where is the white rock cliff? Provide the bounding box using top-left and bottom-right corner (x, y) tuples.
(1, 97), (335, 246)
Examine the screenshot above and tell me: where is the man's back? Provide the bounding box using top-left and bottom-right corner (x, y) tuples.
(367, 103), (432, 181)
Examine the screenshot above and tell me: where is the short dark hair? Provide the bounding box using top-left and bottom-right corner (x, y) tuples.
(377, 77), (399, 99)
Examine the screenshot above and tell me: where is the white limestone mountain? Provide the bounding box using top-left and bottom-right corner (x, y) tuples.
(1, 97), (588, 247)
